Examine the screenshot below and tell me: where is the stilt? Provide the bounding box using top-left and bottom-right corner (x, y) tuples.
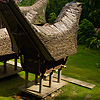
(25, 71), (28, 88)
(39, 75), (43, 93)
(35, 74), (38, 84)
(4, 60), (7, 73)
(14, 57), (17, 71)
(58, 68), (62, 83)
(49, 71), (53, 87)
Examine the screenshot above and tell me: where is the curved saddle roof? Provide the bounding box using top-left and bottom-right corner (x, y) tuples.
(20, 1), (82, 61)
(0, 0), (82, 61)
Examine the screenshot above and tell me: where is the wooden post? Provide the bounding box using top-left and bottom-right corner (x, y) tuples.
(14, 57), (17, 71)
(49, 71), (53, 87)
(58, 68), (62, 83)
(4, 60), (7, 73)
(35, 74), (38, 84)
(25, 71), (28, 88)
(0, 18), (2, 28)
(39, 75), (43, 93)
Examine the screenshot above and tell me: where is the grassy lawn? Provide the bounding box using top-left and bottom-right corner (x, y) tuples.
(0, 45), (100, 100)
(55, 45), (100, 100)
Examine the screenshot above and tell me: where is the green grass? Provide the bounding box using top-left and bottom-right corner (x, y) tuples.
(54, 45), (100, 100)
(0, 71), (35, 100)
(0, 45), (100, 100)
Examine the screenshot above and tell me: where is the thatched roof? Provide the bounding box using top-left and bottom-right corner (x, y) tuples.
(22, 1), (82, 61)
(0, 28), (14, 56)
(20, 1), (82, 61)
(19, 0), (49, 24)
(0, 0), (82, 61)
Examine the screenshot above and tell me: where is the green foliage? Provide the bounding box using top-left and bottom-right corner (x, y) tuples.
(18, 0), (36, 6)
(48, 12), (57, 24)
(78, 19), (100, 49)
(86, 31), (100, 49)
(89, 9), (100, 27)
(78, 0), (100, 27)
(77, 0), (100, 49)
(78, 19), (96, 44)
(46, 0), (72, 23)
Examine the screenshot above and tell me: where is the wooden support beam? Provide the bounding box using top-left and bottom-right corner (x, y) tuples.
(14, 58), (17, 71)
(4, 60), (7, 73)
(58, 68), (62, 83)
(49, 71), (53, 87)
(39, 75), (43, 93)
(35, 74), (38, 84)
(0, 18), (2, 28)
(25, 71), (28, 88)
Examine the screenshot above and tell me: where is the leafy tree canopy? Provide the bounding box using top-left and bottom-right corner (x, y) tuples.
(78, 19), (96, 44)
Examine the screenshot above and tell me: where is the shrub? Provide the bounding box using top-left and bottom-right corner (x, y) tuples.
(86, 31), (100, 49)
(48, 12), (57, 24)
(46, 0), (70, 23)
(78, 19), (96, 45)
